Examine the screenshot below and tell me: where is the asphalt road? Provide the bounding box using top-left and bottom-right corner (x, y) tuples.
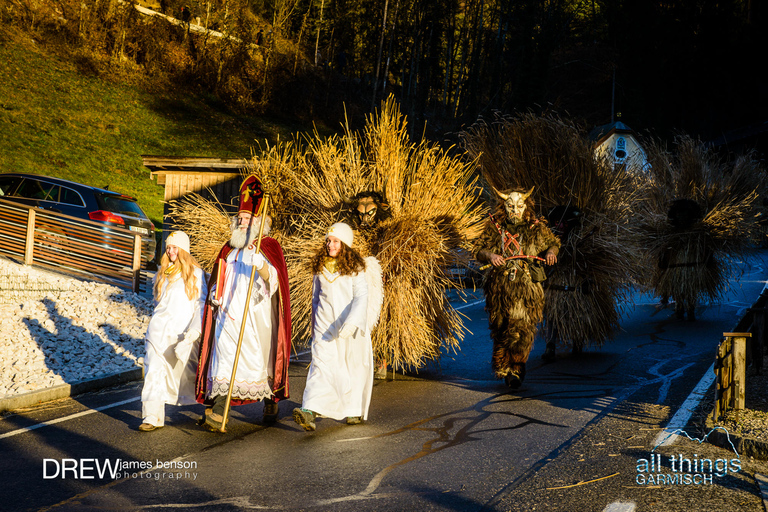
(2, 250), (768, 511)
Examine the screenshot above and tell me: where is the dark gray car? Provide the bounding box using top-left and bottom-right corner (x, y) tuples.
(0, 172), (156, 264)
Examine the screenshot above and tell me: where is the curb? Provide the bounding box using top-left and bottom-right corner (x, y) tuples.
(0, 367), (143, 414)
(705, 413), (768, 461)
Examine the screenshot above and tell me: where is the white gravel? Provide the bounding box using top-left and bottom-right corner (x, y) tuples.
(0, 257), (153, 398)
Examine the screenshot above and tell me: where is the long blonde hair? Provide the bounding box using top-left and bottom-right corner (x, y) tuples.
(154, 249), (203, 301)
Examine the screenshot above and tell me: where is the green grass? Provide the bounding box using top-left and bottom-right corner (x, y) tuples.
(0, 40), (329, 229)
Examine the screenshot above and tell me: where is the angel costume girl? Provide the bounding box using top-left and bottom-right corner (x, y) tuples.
(293, 223), (383, 431)
(140, 231), (207, 431)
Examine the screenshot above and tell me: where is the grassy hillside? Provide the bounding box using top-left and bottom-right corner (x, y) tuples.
(0, 36), (329, 229)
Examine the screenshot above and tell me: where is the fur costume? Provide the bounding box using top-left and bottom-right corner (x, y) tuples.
(461, 112), (640, 354)
(474, 199), (560, 384)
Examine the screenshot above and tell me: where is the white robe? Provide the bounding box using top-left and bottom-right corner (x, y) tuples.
(302, 264), (375, 420)
(207, 245), (280, 401)
(141, 267), (206, 426)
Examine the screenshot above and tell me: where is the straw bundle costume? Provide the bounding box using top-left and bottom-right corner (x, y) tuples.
(293, 223), (383, 431)
(473, 187), (560, 387)
(277, 96), (484, 373)
(194, 176), (292, 431)
(169, 97), (482, 374)
(140, 231), (206, 431)
(462, 113), (640, 359)
(636, 135), (764, 320)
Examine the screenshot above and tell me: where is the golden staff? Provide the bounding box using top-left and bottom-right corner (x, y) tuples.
(220, 191), (271, 432)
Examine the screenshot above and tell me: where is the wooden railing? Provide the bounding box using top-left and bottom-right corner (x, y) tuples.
(0, 198), (147, 292)
(713, 332), (750, 422)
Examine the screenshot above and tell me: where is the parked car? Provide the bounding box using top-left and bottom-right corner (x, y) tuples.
(0, 173), (156, 264)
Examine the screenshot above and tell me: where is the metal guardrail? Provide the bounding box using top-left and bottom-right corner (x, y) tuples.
(0, 198), (147, 292)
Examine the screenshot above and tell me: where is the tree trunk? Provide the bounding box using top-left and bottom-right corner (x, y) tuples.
(371, 0), (390, 111)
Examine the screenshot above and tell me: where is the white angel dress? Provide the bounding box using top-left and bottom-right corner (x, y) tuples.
(302, 256), (383, 421)
(141, 267), (207, 427)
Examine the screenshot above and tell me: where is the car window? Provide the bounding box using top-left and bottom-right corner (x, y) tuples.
(59, 186), (85, 207)
(16, 178), (58, 201)
(0, 176), (24, 196)
(100, 195), (146, 218)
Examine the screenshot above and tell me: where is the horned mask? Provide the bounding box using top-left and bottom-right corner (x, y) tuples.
(493, 186), (533, 221)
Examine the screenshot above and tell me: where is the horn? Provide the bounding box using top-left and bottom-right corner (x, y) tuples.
(522, 186), (534, 200)
(491, 185), (509, 201)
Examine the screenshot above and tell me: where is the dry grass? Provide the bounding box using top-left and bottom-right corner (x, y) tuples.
(166, 193), (233, 271)
(282, 97), (486, 370)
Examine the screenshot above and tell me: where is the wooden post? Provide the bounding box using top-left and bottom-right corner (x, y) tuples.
(714, 337), (730, 421)
(721, 332), (750, 414)
(132, 234), (142, 293)
(732, 335), (747, 410)
(24, 209), (35, 265)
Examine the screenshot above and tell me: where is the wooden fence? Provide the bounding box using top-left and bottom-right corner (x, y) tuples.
(713, 332), (750, 422)
(0, 198), (147, 292)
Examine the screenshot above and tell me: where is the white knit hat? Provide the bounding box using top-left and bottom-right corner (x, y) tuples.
(327, 222), (354, 247)
(166, 231), (190, 254)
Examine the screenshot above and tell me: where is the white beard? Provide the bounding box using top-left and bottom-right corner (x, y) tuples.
(229, 215), (271, 249)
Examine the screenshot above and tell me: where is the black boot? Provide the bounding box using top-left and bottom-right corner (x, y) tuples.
(542, 342), (556, 363)
(504, 364), (526, 389)
(263, 398), (278, 424)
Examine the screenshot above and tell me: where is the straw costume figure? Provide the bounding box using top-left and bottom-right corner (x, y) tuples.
(473, 186), (560, 388)
(194, 175), (292, 432)
(637, 135), (765, 320)
(342, 190), (392, 378)
(462, 113), (641, 360)
(278, 96), (484, 373)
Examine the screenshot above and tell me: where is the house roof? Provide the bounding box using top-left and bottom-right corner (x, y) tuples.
(589, 121), (634, 146)
(142, 155), (247, 172)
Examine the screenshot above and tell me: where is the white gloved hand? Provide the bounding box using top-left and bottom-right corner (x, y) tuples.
(338, 324), (357, 339)
(209, 286), (220, 306)
(184, 328), (201, 343)
(174, 329), (200, 361)
(252, 252), (266, 270)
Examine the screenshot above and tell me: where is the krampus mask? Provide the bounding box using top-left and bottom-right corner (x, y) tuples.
(493, 186), (534, 221)
(353, 191), (391, 228)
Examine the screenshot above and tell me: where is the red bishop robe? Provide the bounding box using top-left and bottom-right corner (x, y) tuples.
(195, 237), (291, 405)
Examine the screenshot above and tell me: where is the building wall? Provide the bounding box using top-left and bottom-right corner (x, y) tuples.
(595, 133), (648, 173)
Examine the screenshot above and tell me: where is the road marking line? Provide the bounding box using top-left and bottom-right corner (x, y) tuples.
(290, 348), (311, 362)
(454, 299), (484, 311)
(755, 474), (768, 510)
(653, 362), (715, 447)
(0, 396), (140, 439)
(602, 503), (636, 512)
